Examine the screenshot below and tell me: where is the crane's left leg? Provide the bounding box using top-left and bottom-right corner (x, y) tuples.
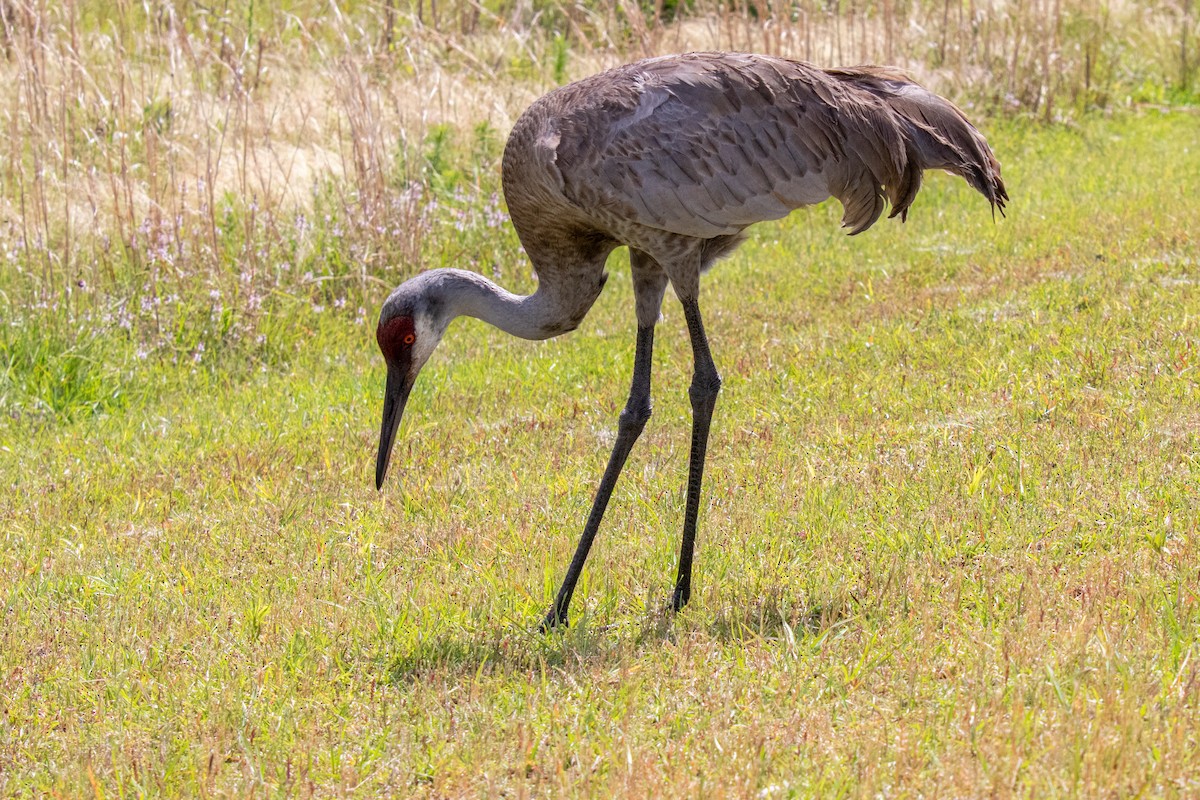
(540, 323), (656, 631)
(540, 250), (668, 632)
(674, 296), (721, 611)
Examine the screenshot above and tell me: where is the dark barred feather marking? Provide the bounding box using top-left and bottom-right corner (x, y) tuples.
(503, 51), (1006, 254)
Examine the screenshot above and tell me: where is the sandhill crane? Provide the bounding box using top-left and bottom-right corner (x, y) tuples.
(374, 52), (1007, 631)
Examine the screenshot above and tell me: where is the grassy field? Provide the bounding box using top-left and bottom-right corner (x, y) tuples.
(4, 108), (1199, 796)
(3, 1), (1200, 797)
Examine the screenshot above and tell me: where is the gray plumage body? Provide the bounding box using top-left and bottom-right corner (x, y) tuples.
(374, 52), (1007, 629)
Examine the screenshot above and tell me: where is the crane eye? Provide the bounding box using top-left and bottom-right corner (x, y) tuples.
(403, 333), (415, 345)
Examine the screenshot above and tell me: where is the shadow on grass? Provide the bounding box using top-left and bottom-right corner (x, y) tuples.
(383, 614), (627, 683)
(702, 587), (855, 643)
(385, 589), (856, 682)
(630, 586), (856, 648)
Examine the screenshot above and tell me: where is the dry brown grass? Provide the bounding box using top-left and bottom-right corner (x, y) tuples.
(0, 0), (1191, 420)
(1, 0), (1191, 264)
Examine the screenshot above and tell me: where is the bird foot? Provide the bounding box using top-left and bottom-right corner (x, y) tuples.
(538, 608), (569, 634)
(671, 586), (690, 613)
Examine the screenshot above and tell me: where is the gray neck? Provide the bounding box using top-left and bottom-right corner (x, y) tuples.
(434, 268), (561, 341)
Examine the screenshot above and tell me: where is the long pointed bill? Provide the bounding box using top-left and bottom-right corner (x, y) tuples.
(375, 364), (412, 490)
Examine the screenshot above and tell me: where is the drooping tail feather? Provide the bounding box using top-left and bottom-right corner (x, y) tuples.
(827, 66), (1009, 225)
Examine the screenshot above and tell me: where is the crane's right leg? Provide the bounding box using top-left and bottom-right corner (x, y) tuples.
(541, 252), (667, 631)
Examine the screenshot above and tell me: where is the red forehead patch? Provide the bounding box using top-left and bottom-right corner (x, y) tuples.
(377, 316), (415, 362)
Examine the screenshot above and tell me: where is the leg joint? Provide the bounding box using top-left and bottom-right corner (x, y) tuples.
(688, 371), (722, 407)
(618, 397), (652, 434)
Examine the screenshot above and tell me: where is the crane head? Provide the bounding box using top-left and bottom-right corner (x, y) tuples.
(374, 277), (449, 490)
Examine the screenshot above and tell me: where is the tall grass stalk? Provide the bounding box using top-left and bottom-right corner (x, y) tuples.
(0, 0), (1194, 420)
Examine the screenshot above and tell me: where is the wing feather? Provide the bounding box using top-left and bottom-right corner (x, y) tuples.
(533, 52), (1004, 240)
